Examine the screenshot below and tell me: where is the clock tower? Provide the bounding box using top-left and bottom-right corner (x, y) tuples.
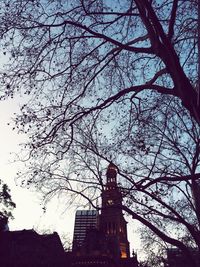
(99, 163), (130, 259)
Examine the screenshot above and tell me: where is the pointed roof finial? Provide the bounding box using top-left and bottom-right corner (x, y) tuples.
(107, 162), (117, 171)
(106, 162), (118, 182)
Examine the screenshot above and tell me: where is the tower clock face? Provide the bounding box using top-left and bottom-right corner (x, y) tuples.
(107, 199), (114, 205)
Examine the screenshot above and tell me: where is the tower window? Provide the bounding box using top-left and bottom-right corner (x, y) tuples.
(109, 177), (116, 182)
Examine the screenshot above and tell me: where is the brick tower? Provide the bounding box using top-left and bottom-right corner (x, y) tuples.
(99, 163), (130, 259)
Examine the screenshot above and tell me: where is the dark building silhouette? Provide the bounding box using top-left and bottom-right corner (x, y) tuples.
(0, 229), (66, 267)
(71, 163), (138, 267)
(164, 247), (200, 267)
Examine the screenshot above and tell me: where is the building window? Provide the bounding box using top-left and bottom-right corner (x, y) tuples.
(120, 243), (127, 258)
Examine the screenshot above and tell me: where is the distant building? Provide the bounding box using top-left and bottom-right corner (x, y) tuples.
(164, 247), (200, 267)
(72, 210), (99, 251)
(0, 229), (66, 267)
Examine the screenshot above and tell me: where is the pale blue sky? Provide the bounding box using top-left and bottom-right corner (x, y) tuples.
(0, 98), (75, 237)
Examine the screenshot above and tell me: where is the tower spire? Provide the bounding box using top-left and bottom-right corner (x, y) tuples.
(106, 163), (118, 184)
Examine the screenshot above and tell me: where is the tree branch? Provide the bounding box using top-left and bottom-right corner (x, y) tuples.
(122, 204), (198, 266)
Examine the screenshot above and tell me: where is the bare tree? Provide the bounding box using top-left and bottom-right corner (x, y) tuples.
(0, 0), (199, 264)
(138, 226), (168, 267)
(15, 94), (200, 265)
(0, 1), (199, 136)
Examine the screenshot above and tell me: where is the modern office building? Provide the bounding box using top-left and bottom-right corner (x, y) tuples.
(72, 209), (99, 250)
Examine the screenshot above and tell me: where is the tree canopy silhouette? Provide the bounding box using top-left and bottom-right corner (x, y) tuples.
(0, 180), (16, 231)
(0, 0), (199, 134)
